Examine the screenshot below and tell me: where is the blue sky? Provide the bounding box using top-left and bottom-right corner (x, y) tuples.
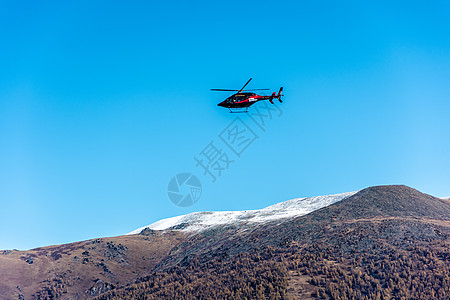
(1, 1), (449, 250)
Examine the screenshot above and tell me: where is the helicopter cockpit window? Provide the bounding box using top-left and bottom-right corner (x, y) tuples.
(234, 95), (246, 102)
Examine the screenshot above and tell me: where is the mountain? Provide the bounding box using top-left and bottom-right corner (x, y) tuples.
(2, 185), (450, 300)
(99, 185), (450, 299)
(149, 185), (450, 266)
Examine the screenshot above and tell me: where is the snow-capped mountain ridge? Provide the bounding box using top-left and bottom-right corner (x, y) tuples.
(128, 191), (358, 235)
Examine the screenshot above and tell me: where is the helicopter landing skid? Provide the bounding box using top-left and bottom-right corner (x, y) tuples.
(228, 107), (249, 113)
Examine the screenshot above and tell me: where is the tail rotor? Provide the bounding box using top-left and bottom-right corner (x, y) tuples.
(277, 87), (283, 103)
(269, 87), (284, 104)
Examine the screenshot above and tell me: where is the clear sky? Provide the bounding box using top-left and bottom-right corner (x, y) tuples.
(1, 1), (449, 250)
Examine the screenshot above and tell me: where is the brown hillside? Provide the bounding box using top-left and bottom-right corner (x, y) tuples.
(0, 231), (186, 299)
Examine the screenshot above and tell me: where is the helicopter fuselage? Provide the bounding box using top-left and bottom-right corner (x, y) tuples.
(217, 92), (274, 108)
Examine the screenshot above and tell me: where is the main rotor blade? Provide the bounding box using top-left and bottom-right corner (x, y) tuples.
(243, 88), (270, 91)
(211, 88), (269, 92)
(210, 89), (239, 91)
(237, 78), (252, 93)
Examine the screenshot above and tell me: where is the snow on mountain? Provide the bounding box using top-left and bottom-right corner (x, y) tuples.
(128, 191), (358, 235)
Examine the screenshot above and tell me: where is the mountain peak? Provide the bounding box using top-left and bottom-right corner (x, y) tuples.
(316, 184), (450, 220)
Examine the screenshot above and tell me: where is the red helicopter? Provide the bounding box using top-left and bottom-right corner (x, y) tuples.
(212, 78), (283, 113)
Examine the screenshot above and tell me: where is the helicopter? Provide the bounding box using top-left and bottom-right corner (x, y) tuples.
(212, 78), (283, 113)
